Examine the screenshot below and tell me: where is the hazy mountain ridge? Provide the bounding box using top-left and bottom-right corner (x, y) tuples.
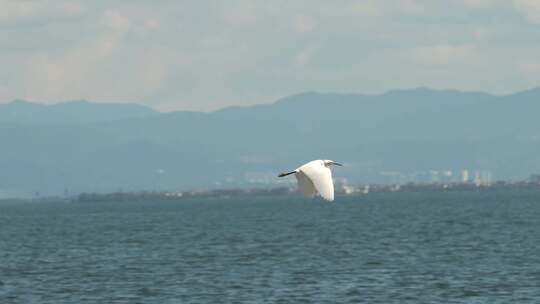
(1, 88), (540, 197)
(0, 99), (158, 124)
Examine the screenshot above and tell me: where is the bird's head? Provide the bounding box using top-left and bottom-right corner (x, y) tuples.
(323, 160), (343, 167)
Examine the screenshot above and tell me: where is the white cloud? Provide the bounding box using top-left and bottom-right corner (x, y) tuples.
(293, 14), (316, 34)
(472, 26), (491, 40)
(519, 61), (540, 74)
(22, 42), (185, 103)
(293, 45), (319, 67)
(222, 0), (260, 25)
(94, 10), (132, 57)
(18, 8), (179, 104)
(0, 0), (85, 25)
(100, 10), (132, 33)
(397, 0), (426, 14)
(406, 44), (478, 66)
(350, 1), (386, 17)
(0, 1), (539, 110)
(0, 84), (16, 102)
(514, 0), (540, 23)
(346, 0), (425, 17)
(461, 0), (493, 8)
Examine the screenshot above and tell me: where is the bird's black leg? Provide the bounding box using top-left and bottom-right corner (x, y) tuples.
(278, 171), (296, 177)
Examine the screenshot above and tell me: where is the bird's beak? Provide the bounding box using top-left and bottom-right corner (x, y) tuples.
(333, 162), (343, 166)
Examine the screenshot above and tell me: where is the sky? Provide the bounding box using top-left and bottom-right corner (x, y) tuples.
(0, 0), (539, 111)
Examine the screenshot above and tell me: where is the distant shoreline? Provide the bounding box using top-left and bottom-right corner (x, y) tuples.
(2, 181), (538, 204)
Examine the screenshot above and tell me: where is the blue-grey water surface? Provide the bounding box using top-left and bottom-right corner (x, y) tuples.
(1, 190), (540, 303)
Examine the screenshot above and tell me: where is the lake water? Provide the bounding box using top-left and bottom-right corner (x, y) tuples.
(1, 190), (540, 303)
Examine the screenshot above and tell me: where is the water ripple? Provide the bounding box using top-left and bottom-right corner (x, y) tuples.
(1, 191), (540, 303)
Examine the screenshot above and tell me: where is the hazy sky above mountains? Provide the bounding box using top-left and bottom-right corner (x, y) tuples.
(0, 0), (539, 111)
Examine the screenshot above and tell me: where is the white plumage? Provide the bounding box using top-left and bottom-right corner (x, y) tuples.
(278, 159), (342, 202)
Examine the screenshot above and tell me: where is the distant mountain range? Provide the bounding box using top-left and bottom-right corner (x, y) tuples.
(1, 87), (540, 198)
(0, 99), (158, 124)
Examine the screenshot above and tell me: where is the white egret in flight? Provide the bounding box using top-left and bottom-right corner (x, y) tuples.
(278, 160), (342, 201)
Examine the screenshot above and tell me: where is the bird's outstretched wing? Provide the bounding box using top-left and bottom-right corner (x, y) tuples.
(295, 171), (317, 198)
(299, 161), (334, 201)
